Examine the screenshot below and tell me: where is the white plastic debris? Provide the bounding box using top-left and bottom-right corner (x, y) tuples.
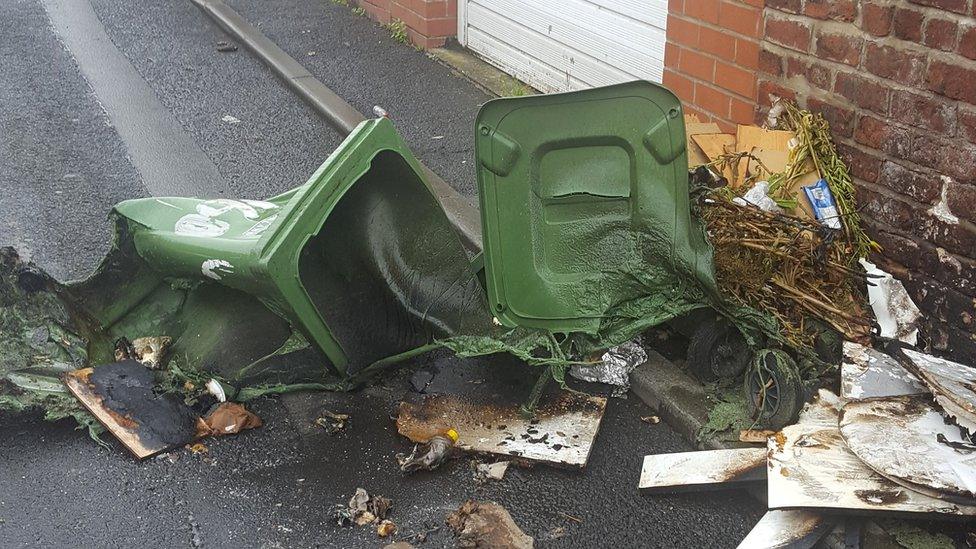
(569, 339), (647, 397)
(221, 114), (241, 124)
(206, 378), (227, 402)
(859, 258), (922, 345)
(732, 181), (783, 213)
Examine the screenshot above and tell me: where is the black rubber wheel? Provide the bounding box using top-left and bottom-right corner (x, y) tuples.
(687, 316), (751, 382)
(743, 349), (803, 430)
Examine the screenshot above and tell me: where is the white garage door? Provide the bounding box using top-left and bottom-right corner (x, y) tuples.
(457, 0), (668, 93)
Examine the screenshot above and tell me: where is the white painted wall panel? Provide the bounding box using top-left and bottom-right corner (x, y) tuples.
(458, 0), (668, 93)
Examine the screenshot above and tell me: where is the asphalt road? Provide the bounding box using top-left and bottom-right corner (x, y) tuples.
(0, 0), (764, 546)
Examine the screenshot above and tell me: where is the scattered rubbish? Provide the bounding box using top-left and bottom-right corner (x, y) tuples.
(446, 501), (534, 549)
(114, 336), (172, 369)
(802, 179), (842, 230)
(641, 415), (660, 425)
(738, 429), (776, 444)
(187, 442), (208, 455)
(638, 448), (766, 493)
(569, 339), (647, 397)
(398, 428), (459, 473)
(736, 510), (833, 549)
(376, 520), (397, 537)
(840, 342), (926, 401)
(202, 402), (262, 437)
(331, 488), (393, 528)
(840, 394), (976, 504)
(767, 391), (976, 516)
(397, 392), (606, 468)
(64, 361), (199, 459)
(732, 181), (782, 213)
(314, 410), (351, 435)
(372, 105), (388, 118)
(474, 460), (510, 482)
(859, 259), (922, 345)
(431, 135), (444, 140)
(306, 51), (317, 57)
(221, 114), (241, 124)
(557, 512), (583, 523)
(901, 348), (976, 435)
(539, 526), (566, 541)
(205, 378), (227, 402)
(215, 40), (237, 52)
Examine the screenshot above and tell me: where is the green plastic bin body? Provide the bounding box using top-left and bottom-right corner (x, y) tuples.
(113, 117), (490, 374)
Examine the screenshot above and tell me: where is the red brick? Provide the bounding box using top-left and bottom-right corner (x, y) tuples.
(684, 0), (721, 25)
(668, 15), (700, 48)
(758, 48), (783, 76)
(893, 8), (924, 42)
(804, 0), (857, 21)
(834, 72), (888, 113)
(664, 70), (695, 103)
(698, 26), (734, 60)
(960, 26), (976, 60)
(838, 143), (882, 182)
(958, 107), (976, 144)
(715, 61), (756, 98)
(735, 38), (760, 69)
(864, 42), (927, 86)
(816, 31), (863, 66)
(679, 48), (716, 80)
(878, 161), (941, 203)
(941, 142), (976, 183)
(860, 2), (893, 37)
(719, 2), (762, 37)
(669, 0), (685, 14)
(924, 18), (959, 52)
(927, 58), (976, 106)
(880, 124), (914, 160)
(696, 83), (732, 117)
(854, 115), (891, 149)
(786, 57), (832, 89)
(948, 182), (976, 223)
(730, 97), (756, 123)
(766, 17), (811, 52)
(871, 228), (923, 270)
(766, 0), (801, 12)
(425, 16), (456, 37)
(889, 89), (957, 134)
(858, 185), (917, 231)
(908, 0), (968, 15)
(665, 42), (681, 67)
(915, 213), (976, 258)
(808, 97), (855, 137)
(757, 79), (797, 105)
(359, 0), (392, 23)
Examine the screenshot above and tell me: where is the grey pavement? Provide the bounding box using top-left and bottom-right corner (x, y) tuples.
(0, 0), (764, 547)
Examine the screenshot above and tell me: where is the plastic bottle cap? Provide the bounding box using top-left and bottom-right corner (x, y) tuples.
(445, 428), (459, 443)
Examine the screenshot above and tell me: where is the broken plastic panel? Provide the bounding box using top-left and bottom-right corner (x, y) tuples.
(112, 118), (492, 375)
(475, 81), (714, 333)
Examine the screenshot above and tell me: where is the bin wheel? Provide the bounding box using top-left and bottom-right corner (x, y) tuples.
(743, 349), (803, 430)
(687, 316), (751, 382)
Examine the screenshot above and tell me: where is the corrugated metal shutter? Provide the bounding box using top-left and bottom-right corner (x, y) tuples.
(457, 0), (668, 93)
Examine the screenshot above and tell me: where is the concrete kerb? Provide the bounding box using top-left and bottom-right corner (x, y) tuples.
(191, 0), (482, 255)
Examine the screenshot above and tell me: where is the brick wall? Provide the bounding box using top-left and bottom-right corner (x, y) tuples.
(755, 0), (976, 361)
(663, 0), (765, 131)
(355, 0), (457, 48)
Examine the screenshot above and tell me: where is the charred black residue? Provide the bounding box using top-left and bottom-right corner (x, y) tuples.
(90, 360), (198, 449)
(854, 489), (907, 505)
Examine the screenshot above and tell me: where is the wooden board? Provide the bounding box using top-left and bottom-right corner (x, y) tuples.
(64, 363), (199, 459)
(840, 342), (926, 401)
(397, 392), (606, 468)
(840, 395), (976, 505)
(736, 510), (833, 549)
(767, 393), (976, 517)
(638, 448), (766, 493)
(736, 125), (793, 154)
(692, 132), (735, 162)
